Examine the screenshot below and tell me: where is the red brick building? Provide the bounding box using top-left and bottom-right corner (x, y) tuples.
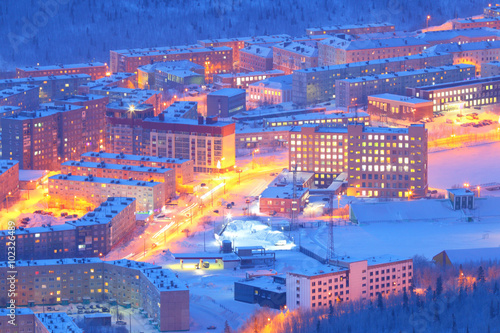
(16, 62), (107, 80)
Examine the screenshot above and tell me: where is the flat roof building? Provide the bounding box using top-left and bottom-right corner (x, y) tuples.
(16, 62), (107, 81)
(207, 88), (246, 118)
(306, 23), (395, 36)
(0, 84), (39, 111)
(137, 61), (205, 91)
(481, 61), (500, 77)
(161, 100), (198, 119)
(213, 70), (284, 90)
(248, 75), (293, 108)
(78, 72), (136, 94)
(273, 42), (319, 74)
(367, 94), (433, 121)
(416, 28), (500, 46)
(239, 45), (274, 72)
(259, 184), (310, 216)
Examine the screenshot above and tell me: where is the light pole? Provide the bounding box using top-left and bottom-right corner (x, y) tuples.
(73, 195), (77, 209)
(477, 185), (481, 198)
(337, 194), (341, 209)
(236, 168), (242, 185)
(408, 190), (412, 201)
(252, 148), (259, 169)
(426, 15), (431, 28)
(6, 192), (13, 213)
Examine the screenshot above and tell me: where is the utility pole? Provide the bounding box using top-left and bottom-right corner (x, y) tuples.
(328, 193), (335, 263)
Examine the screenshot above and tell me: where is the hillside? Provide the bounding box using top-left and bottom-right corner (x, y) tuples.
(0, 0), (487, 70)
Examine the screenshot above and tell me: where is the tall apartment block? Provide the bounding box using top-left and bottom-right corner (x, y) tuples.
(81, 151), (194, 188)
(61, 160), (176, 201)
(292, 52), (453, 105)
(106, 116), (236, 173)
(289, 124), (428, 198)
(0, 74), (91, 102)
(0, 160), (19, 207)
(16, 62), (108, 81)
(109, 45), (233, 81)
(49, 174), (165, 212)
(287, 255), (413, 311)
(213, 70), (284, 90)
(306, 23), (395, 36)
(0, 197), (136, 260)
(0, 258), (189, 331)
(0, 84), (40, 110)
(335, 64), (475, 107)
(273, 42), (319, 74)
(318, 37), (429, 66)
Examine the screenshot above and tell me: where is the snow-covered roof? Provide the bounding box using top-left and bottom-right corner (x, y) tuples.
(320, 36), (428, 50)
(447, 188), (474, 196)
(208, 88), (246, 97)
(215, 70), (284, 79)
(0, 84), (38, 98)
(441, 247), (500, 265)
(307, 22), (394, 33)
(35, 313), (83, 333)
(62, 160), (173, 174)
(49, 174), (161, 187)
(249, 74), (293, 90)
(428, 40), (500, 53)
(236, 276), (286, 293)
(82, 151), (189, 165)
(19, 170), (47, 182)
(240, 45), (273, 58)
(260, 184), (308, 199)
(18, 62), (106, 71)
(273, 42), (318, 57)
(414, 75), (500, 91)
(368, 93), (432, 105)
(417, 27), (500, 42)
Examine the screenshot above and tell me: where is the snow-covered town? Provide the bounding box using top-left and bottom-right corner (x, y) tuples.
(2, 1), (500, 333)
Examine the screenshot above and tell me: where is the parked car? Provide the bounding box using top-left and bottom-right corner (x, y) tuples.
(60, 212), (68, 217)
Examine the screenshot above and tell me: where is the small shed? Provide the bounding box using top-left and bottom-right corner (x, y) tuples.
(447, 188), (474, 210)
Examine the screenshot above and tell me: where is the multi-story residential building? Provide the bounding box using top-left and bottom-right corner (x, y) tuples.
(335, 64), (475, 107)
(0, 197), (136, 260)
(273, 42), (319, 75)
(16, 62), (107, 80)
(292, 52), (453, 105)
(239, 46), (274, 72)
(0, 106), (20, 124)
(0, 74), (91, 102)
(484, 4), (500, 17)
(426, 40), (500, 75)
(81, 151), (194, 187)
(248, 75), (293, 107)
(0, 160), (19, 208)
(78, 72), (136, 94)
(306, 23), (396, 36)
(318, 36), (429, 66)
(266, 111), (370, 128)
(287, 255), (413, 311)
(0, 258), (190, 331)
(0, 84), (40, 110)
(0, 309), (83, 333)
(49, 174), (165, 212)
(110, 45), (232, 81)
(161, 101), (198, 120)
(137, 61), (205, 90)
(244, 34), (293, 48)
(481, 61), (500, 77)
(105, 101), (156, 120)
(235, 125), (293, 149)
(367, 94), (433, 121)
(417, 28), (500, 46)
(289, 123), (428, 198)
(259, 184), (309, 215)
(54, 94), (109, 152)
(453, 17), (500, 30)
(198, 37), (249, 64)
(61, 160), (176, 200)
(207, 89), (246, 117)
(408, 76), (500, 112)
(213, 70), (284, 90)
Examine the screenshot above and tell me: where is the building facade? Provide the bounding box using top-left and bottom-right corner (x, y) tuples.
(213, 70), (284, 90)
(16, 63), (107, 81)
(259, 184), (309, 215)
(335, 64), (475, 107)
(248, 75), (293, 107)
(207, 89), (246, 117)
(0, 84), (40, 111)
(0, 160), (19, 208)
(287, 256), (413, 311)
(367, 94), (434, 121)
(239, 46), (274, 72)
(273, 42), (319, 75)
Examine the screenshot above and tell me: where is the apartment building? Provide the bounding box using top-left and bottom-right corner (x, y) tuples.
(335, 64), (475, 107)
(0, 258), (189, 331)
(0, 74), (91, 102)
(259, 184), (309, 215)
(0, 197), (136, 260)
(0, 160), (19, 208)
(235, 125), (292, 149)
(273, 42), (319, 75)
(292, 52), (453, 105)
(137, 61), (205, 90)
(81, 151), (194, 187)
(78, 72), (136, 94)
(318, 36), (428, 66)
(484, 4), (500, 17)
(417, 28), (500, 46)
(244, 34), (293, 48)
(48, 174), (165, 212)
(0, 84), (40, 110)
(161, 101), (198, 120)
(198, 37), (248, 64)
(266, 111), (370, 128)
(408, 76), (500, 112)
(306, 23), (396, 36)
(248, 75), (293, 107)
(16, 63), (107, 81)
(110, 45), (232, 81)
(54, 94), (109, 153)
(286, 255), (413, 311)
(0, 309), (82, 333)
(481, 61), (500, 77)
(213, 70), (284, 90)
(427, 40), (500, 75)
(289, 124), (428, 198)
(61, 160), (176, 200)
(239, 46), (274, 72)
(367, 94), (433, 121)
(453, 17), (500, 29)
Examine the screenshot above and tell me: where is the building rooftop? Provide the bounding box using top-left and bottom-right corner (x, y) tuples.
(236, 125), (294, 134)
(6, 103), (84, 120)
(250, 74), (293, 89)
(62, 160), (173, 175)
(319, 36), (428, 50)
(415, 75), (500, 91)
(260, 183), (308, 200)
(267, 110), (369, 123)
(0, 84), (38, 99)
(437, 247), (500, 265)
(428, 40), (500, 53)
(369, 93), (433, 104)
(35, 313), (83, 333)
(295, 52), (452, 74)
(0, 159), (19, 170)
(336, 254), (412, 266)
(49, 174), (161, 187)
(307, 22), (394, 33)
(237, 275), (286, 293)
(17, 62), (106, 71)
(80, 73), (136, 88)
(147, 114), (234, 127)
(273, 41), (318, 57)
(55, 94), (107, 104)
(417, 27), (500, 42)
(240, 45), (273, 58)
(0, 257), (103, 268)
(447, 188), (475, 196)
(208, 88), (246, 97)
(0, 74), (91, 85)
(0, 308), (34, 316)
(118, 46), (232, 58)
(455, 17), (500, 23)
(215, 70), (284, 79)
(81, 151), (190, 165)
(111, 44), (203, 55)
(139, 60), (205, 73)
(338, 64), (474, 83)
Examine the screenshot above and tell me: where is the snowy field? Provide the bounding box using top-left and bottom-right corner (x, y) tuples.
(428, 141), (500, 193)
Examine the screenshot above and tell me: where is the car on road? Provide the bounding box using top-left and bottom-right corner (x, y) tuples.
(60, 212), (68, 217)
(200, 183), (206, 187)
(156, 214), (165, 219)
(213, 210), (219, 214)
(207, 326), (217, 330)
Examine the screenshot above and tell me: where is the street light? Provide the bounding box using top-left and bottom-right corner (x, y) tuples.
(252, 148), (259, 169)
(426, 15), (431, 28)
(408, 190), (412, 201)
(463, 183), (470, 189)
(477, 185), (481, 198)
(6, 192), (13, 213)
(236, 167), (242, 185)
(139, 235), (146, 257)
(337, 194), (341, 209)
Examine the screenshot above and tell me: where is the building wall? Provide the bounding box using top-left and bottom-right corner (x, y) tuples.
(273, 44), (318, 75)
(0, 85), (40, 111)
(259, 188), (309, 215)
(207, 92), (246, 118)
(367, 97), (433, 121)
(0, 160), (19, 206)
(239, 49), (274, 72)
(16, 65), (107, 81)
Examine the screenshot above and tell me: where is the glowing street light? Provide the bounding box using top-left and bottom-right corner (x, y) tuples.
(408, 190), (412, 201)
(477, 185), (481, 198)
(337, 194), (341, 209)
(426, 15), (431, 28)
(463, 183), (470, 188)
